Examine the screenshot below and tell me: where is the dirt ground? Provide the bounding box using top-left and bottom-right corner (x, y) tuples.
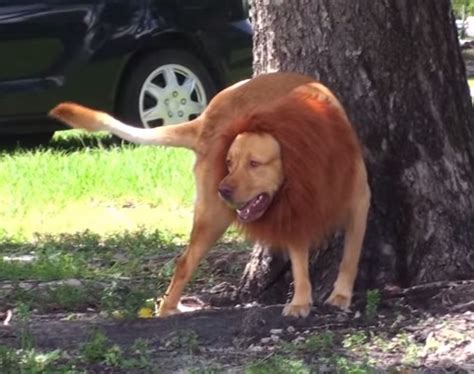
(1, 271), (473, 373)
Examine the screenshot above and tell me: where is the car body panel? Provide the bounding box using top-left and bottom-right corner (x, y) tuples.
(0, 0), (252, 134)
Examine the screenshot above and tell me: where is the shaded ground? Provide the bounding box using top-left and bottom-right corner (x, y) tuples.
(1, 259), (473, 373)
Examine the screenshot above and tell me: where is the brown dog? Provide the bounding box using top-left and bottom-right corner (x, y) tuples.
(49, 72), (370, 318)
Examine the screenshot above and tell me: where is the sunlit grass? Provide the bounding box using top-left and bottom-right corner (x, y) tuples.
(0, 131), (195, 239)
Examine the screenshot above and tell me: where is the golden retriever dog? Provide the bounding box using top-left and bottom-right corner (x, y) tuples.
(49, 72), (370, 318)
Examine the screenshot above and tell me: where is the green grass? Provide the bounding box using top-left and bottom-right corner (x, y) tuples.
(244, 329), (379, 373)
(0, 229), (181, 277)
(0, 228), (185, 314)
(246, 355), (311, 374)
(0, 130), (195, 239)
(0, 251), (85, 281)
(365, 289), (381, 320)
(0, 131), (203, 314)
(0, 345), (71, 374)
(80, 334), (154, 371)
(0, 334), (154, 373)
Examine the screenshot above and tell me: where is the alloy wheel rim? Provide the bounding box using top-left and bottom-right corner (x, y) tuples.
(139, 64), (207, 127)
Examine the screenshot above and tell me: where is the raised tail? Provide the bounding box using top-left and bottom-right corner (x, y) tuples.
(49, 102), (200, 151)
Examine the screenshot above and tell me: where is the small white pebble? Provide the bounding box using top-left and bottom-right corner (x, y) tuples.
(249, 345), (264, 352)
(270, 335), (280, 343)
(270, 328), (283, 335)
(292, 336), (306, 344)
(287, 326), (296, 334)
(354, 311), (361, 319)
(244, 302), (259, 308)
(260, 337), (271, 344)
(464, 341), (474, 355)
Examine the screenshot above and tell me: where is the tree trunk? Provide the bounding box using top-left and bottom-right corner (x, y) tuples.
(238, 0), (474, 305)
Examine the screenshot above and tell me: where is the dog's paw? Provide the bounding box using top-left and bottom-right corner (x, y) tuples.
(156, 298), (181, 317)
(282, 303), (311, 318)
(157, 306), (181, 317)
(325, 290), (352, 310)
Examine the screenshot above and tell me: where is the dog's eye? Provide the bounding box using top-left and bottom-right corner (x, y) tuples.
(249, 160), (261, 168)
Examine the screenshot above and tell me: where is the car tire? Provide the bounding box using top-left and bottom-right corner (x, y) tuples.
(118, 49), (217, 128)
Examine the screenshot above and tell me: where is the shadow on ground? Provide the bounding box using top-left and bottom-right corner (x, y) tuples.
(0, 132), (124, 154)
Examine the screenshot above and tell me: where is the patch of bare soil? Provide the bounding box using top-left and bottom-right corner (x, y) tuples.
(1, 278), (473, 373)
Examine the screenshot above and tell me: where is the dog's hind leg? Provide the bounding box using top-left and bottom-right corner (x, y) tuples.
(282, 245), (313, 318)
(157, 169), (234, 317)
(326, 160), (371, 309)
(157, 204), (233, 316)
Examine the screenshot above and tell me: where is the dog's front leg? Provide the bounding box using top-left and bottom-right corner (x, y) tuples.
(157, 192), (233, 317)
(326, 161), (370, 310)
(282, 245), (313, 318)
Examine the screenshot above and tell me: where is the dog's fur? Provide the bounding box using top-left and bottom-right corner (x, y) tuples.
(49, 72), (370, 318)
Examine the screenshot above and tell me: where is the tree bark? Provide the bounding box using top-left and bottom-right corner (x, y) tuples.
(238, 0), (474, 305)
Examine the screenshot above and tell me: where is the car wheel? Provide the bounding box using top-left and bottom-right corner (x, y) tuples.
(118, 49), (217, 127)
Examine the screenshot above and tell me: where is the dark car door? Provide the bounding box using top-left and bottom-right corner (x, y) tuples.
(0, 1), (102, 122)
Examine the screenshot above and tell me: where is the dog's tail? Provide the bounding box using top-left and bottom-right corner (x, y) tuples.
(49, 102), (200, 151)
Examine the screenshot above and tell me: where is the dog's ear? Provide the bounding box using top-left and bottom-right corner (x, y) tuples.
(49, 102), (105, 132)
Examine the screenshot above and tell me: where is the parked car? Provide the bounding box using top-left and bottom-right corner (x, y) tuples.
(0, 0), (252, 143)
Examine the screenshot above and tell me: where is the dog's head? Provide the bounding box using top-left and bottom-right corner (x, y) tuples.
(218, 132), (284, 223)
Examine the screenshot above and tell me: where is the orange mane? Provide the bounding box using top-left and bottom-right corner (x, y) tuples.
(210, 91), (362, 249)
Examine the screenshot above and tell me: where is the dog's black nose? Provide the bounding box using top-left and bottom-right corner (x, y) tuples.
(218, 184), (233, 201)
